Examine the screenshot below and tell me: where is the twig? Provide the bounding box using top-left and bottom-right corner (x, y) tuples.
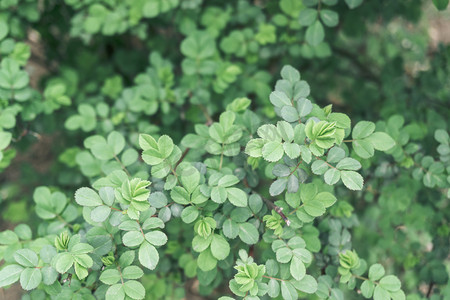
(174, 147), (190, 170)
(426, 282), (434, 298)
(261, 196), (291, 226)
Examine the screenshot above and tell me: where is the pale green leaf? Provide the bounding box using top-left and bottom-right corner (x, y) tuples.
(20, 268), (42, 291)
(341, 171), (364, 190)
(139, 241), (159, 270)
(211, 234), (230, 260)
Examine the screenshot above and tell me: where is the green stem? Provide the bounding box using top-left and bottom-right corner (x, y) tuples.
(263, 275), (287, 281)
(114, 155), (131, 177)
(219, 145), (224, 170)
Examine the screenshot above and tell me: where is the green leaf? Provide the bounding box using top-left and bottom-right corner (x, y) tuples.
(366, 132), (395, 151)
(352, 121), (375, 139)
(245, 138), (264, 157)
(211, 234), (230, 260)
(324, 168), (340, 185)
(300, 145), (312, 163)
(181, 31), (215, 60)
(41, 266), (57, 285)
(238, 223), (259, 245)
(158, 135), (174, 158)
(0, 20), (8, 41)
(297, 98), (312, 117)
(108, 131), (125, 155)
(211, 186), (227, 204)
(270, 91), (291, 107)
(311, 160), (329, 175)
(293, 248), (312, 264)
(223, 219), (239, 239)
(258, 124), (281, 141)
(373, 285), (390, 300)
(106, 284), (125, 300)
(345, 0), (363, 9)
(91, 205), (111, 222)
(148, 192), (168, 208)
(433, 0), (449, 10)
(280, 0), (304, 16)
(276, 247), (292, 263)
(124, 280), (145, 299)
(353, 139), (374, 159)
(100, 269), (121, 285)
(73, 254), (93, 269)
(139, 241), (159, 270)
(226, 97), (251, 112)
(293, 274), (318, 294)
(122, 266), (143, 280)
(171, 186), (190, 205)
(336, 157), (361, 170)
(119, 220), (141, 231)
(90, 137), (115, 160)
(54, 253), (74, 273)
(281, 65), (300, 82)
(142, 148), (164, 165)
(70, 243), (94, 254)
(390, 290), (406, 300)
(379, 275), (401, 292)
(209, 123), (225, 143)
(121, 148), (138, 166)
(119, 251), (135, 268)
(20, 268), (41, 291)
(262, 141), (284, 162)
(270, 178), (288, 196)
(142, 217), (165, 230)
(192, 235), (213, 253)
(123, 231), (144, 247)
(341, 171), (364, 190)
(144, 231), (168, 246)
(326, 147), (345, 163)
(435, 129), (449, 144)
(277, 121), (295, 142)
(99, 187), (115, 205)
(0, 132), (12, 150)
(283, 142), (301, 159)
(197, 248), (217, 271)
(0, 59), (29, 90)
(266, 259), (279, 277)
(281, 106), (299, 122)
(74, 262), (88, 280)
(304, 200), (325, 217)
(14, 249), (38, 267)
(139, 134), (158, 151)
(299, 8), (318, 27)
(361, 280), (375, 298)
(0, 264), (23, 287)
(268, 278), (280, 297)
(305, 20), (324, 46)
(0, 230), (19, 244)
(218, 174), (240, 187)
(180, 166), (200, 193)
(181, 206), (199, 223)
(290, 256), (306, 280)
(227, 188), (248, 207)
(281, 281), (297, 300)
(75, 187), (103, 207)
(368, 264), (385, 281)
(249, 194), (263, 214)
(320, 9), (339, 27)
(315, 192), (337, 208)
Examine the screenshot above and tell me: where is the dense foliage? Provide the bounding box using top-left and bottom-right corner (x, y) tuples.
(0, 0), (449, 299)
